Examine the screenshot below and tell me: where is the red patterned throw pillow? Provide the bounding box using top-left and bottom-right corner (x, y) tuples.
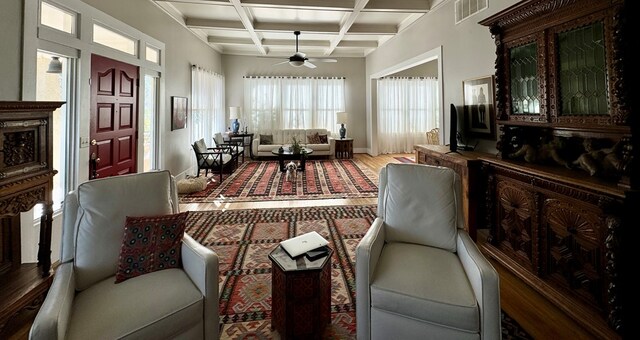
(115, 211), (189, 283)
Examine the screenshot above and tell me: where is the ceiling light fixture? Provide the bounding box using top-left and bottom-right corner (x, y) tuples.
(289, 60), (304, 67)
(46, 56), (62, 74)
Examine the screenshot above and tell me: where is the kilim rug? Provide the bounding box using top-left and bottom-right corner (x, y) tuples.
(179, 159), (378, 203)
(393, 156), (415, 163)
(184, 205), (532, 339)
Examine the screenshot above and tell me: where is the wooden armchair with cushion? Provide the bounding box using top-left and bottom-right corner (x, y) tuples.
(192, 138), (235, 182)
(214, 132), (244, 164)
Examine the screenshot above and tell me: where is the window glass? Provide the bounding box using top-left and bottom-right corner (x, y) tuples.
(40, 2), (75, 34)
(93, 24), (137, 55)
(143, 75), (158, 172)
(146, 45), (160, 64)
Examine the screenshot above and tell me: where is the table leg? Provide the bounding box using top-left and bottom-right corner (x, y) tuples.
(278, 155), (286, 172)
(38, 202), (53, 277)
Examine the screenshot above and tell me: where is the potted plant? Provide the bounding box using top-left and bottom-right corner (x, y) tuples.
(289, 136), (303, 154)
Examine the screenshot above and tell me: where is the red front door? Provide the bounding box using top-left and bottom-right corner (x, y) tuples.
(90, 54), (139, 179)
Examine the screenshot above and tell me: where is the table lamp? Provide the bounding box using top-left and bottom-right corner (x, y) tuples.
(336, 111), (347, 139)
(229, 107), (241, 134)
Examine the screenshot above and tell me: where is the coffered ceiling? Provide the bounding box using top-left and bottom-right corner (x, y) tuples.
(152, 0), (445, 58)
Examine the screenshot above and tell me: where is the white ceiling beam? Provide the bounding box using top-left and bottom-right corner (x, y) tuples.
(349, 23), (397, 34)
(324, 0), (370, 56)
(154, 0), (232, 6)
(207, 36), (255, 45)
(237, 0), (354, 10)
(362, 0), (429, 12)
(228, 0), (267, 55)
(253, 22), (341, 33)
(262, 39), (330, 47)
(337, 40), (378, 48)
(186, 18), (244, 30)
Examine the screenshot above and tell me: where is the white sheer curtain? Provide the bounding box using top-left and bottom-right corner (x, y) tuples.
(191, 65), (225, 145)
(244, 76), (345, 135)
(377, 77), (439, 154)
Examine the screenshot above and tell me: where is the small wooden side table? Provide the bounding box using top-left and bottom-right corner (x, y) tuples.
(335, 138), (353, 159)
(269, 245), (332, 339)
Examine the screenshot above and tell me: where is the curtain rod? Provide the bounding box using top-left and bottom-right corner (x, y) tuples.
(191, 64), (223, 77)
(243, 76), (345, 79)
(379, 76), (436, 80)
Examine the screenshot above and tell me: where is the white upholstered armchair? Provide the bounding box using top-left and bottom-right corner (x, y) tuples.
(356, 163), (500, 340)
(30, 171), (219, 340)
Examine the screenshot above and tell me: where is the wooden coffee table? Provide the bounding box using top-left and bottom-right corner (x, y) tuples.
(271, 147), (314, 172)
(269, 245), (332, 339)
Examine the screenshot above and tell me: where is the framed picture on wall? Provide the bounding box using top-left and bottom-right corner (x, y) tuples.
(463, 75), (496, 139)
(171, 96), (187, 130)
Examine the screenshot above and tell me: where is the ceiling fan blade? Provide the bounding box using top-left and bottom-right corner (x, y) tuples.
(307, 58), (337, 63)
(304, 61), (317, 69)
(273, 60), (289, 66)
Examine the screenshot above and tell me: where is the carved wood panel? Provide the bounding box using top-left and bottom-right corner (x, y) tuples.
(495, 178), (538, 272)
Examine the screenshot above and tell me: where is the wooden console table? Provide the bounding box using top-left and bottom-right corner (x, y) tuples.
(0, 101), (63, 334)
(414, 145), (485, 240)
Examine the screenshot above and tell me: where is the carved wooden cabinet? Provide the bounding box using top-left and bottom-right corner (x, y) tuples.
(479, 1), (634, 338)
(0, 101), (63, 334)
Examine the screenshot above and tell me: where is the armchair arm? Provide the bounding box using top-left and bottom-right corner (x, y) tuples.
(181, 234), (219, 340)
(29, 263), (75, 340)
(355, 217), (386, 340)
(456, 232), (501, 340)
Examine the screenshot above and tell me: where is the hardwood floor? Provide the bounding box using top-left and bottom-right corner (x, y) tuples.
(6, 152), (600, 339)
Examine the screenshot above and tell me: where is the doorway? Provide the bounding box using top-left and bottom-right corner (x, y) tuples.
(90, 54), (139, 179)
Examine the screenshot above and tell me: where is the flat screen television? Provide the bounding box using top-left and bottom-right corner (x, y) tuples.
(449, 103), (458, 152)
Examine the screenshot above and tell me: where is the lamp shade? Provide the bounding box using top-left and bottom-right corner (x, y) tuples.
(336, 111), (347, 124)
(229, 107), (240, 120)
(47, 56), (63, 74)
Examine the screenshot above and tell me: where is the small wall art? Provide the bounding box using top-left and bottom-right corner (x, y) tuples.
(171, 96), (187, 130)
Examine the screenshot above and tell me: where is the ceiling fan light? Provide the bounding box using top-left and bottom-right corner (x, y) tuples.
(289, 60), (304, 67)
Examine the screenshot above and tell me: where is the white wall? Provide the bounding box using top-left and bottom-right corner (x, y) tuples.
(222, 55), (368, 151)
(82, 0), (223, 177)
(366, 0), (517, 153)
(386, 60), (438, 78)
(0, 0), (23, 100)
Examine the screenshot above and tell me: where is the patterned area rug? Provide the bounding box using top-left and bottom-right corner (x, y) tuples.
(179, 159), (378, 203)
(184, 205), (532, 339)
(393, 156), (415, 163)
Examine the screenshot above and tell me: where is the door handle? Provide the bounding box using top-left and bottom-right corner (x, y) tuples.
(91, 139), (97, 146)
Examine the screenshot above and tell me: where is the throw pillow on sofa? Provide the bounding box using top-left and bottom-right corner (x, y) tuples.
(307, 132), (321, 144)
(260, 134), (273, 145)
(319, 134), (328, 144)
(115, 211), (189, 283)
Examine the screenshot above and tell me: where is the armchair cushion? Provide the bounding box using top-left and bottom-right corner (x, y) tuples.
(382, 164), (459, 252)
(370, 242), (479, 332)
(67, 269), (203, 339)
(115, 212), (190, 283)
(74, 171), (174, 291)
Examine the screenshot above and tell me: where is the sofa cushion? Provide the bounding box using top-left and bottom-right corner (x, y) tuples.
(260, 134), (273, 145)
(67, 269), (203, 339)
(308, 143), (330, 151)
(74, 171), (174, 291)
(319, 134), (328, 144)
(371, 243), (479, 332)
(258, 144), (279, 152)
(115, 212), (189, 283)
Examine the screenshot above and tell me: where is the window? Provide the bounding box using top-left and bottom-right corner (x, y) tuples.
(40, 1), (76, 34)
(377, 77), (439, 154)
(244, 77), (345, 135)
(93, 24), (137, 55)
(146, 45), (160, 64)
(35, 51), (74, 215)
(143, 75), (158, 172)
(191, 66), (225, 144)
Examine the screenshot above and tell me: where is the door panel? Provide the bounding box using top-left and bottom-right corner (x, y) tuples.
(90, 54), (138, 179)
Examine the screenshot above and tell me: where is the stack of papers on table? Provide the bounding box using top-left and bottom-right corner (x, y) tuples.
(280, 231), (329, 257)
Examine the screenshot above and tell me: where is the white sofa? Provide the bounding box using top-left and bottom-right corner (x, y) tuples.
(252, 128), (335, 158)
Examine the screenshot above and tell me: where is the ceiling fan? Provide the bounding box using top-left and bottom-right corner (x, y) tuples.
(273, 31), (337, 69)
